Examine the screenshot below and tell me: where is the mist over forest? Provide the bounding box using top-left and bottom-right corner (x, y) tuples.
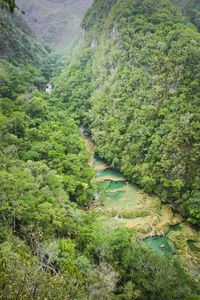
(0, 0), (200, 299)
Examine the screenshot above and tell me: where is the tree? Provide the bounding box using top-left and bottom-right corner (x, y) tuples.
(0, 0), (18, 14)
(85, 220), (130, 264)
(0, 0), (25, 27)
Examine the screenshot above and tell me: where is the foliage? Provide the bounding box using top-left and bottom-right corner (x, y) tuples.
(54, 0), (200, 224)
(170, 0), (200, 32)
(0, 10), (46, 66)
(0, 0), (25, 27)
(1, 1), (200, 299)
(0, 0), (18, 14)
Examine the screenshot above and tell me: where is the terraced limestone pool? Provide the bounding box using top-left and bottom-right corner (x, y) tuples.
(82, 133), (200, 263)
(93, 155), (175, 234)
(145, 236), (174, 257)
(95, 156), (141, 211)
(97, 180), (140, 210)
(80, 122), (200, 266)
(92, 155), (200, 263)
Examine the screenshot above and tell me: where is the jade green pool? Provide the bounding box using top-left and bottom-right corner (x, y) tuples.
(95, 156), (177, 255)
(145, 236), (174, 257)
(94, 156), (198, 257)
(145, 224), (182, 256)
(96, 167), (125, 181)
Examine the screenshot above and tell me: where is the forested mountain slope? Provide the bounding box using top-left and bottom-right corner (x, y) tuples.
(0, 10), (96, 239)
(0, 8), (64, 90)
(54, 0), (200, 225)
(170, 0), (200, 32)
(0, 10), (98, 297)
(15, 0), (93, 52)
(1, 2), (200, 299)
(0, 10), (47, 65)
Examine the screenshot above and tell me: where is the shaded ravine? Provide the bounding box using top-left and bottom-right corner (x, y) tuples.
(83, 133), (200, 265)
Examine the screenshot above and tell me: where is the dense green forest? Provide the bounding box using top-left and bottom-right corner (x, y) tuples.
(171, 0), (200, 32)
(1, 0), (200, 299)
(54, 0), (200, 226)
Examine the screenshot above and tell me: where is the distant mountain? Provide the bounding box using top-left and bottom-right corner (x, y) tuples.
(15, 0), (93, 53)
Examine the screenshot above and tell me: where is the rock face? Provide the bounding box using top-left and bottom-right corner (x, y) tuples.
(46, 84), (52, 93)
(15, 0), (93, 53)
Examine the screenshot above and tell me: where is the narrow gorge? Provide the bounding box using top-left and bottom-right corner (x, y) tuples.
(1, 0), (200, 298)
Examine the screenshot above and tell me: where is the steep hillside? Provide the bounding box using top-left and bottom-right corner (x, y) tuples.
(0, 10), (49, 99)
(170, 0), (200, 32)
(0, 9), (63, 97)
(54, 0), (200, 224)
(15, 0), (93, 52)
(1, 2), (200, 299)
(0, 10), (47, 66)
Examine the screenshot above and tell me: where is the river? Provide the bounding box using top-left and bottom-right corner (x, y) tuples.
(83, 133), (200, 266)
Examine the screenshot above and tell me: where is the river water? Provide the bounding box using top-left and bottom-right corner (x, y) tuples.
(83, 134), (200, 266)
(93, 154), (200, 264)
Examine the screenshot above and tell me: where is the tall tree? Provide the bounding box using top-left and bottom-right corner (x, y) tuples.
(1, 0), (18, 13)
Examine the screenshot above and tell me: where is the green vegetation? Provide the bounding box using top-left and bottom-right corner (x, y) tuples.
(182, 0), (200, 32)
(54, 0), (200, 225)
(0, 0), (19, 14)
(0, 10), (46, 65)
(0, 0), (25, 26)
(170, 0), (200, 32)
(1, 0), (200, 298)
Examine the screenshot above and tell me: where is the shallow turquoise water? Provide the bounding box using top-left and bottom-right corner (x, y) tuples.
(108, 181), (127, 190)
(94, 156), (179, 257)
(145, 236), (174, 257)
(96, 167), (125, 180)
(94, 156), (107, 168)
(98, 180), (111, 189)
(95, 156), (139, 209)
(145, 225), (182, 256)
(106, 191), (126, 202)
(98, 180), (127, 191)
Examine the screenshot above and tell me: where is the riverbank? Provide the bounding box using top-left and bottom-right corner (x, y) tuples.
(83, 133), (200, 266)
(79, 128), (200, 267)
(96, 155), (200, 266)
